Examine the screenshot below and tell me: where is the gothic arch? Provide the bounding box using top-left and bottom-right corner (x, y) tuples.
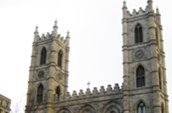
(135, 23), (143, 44)
(133, 100), (147, 113)
(58, 50), (63, 67)
(137, 101), (146, 113)
(134, 63), (147, 72)
(40, 47), (47, 65)
(55, 86), (61, 100)
(79, 104), (96, 113)
(136, 65), (145, 87)
(102, 101), (122, 113)
(36, 83), (44, 103)
(57, 108), (72, 113)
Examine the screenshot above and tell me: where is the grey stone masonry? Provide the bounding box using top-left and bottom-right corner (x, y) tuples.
(25, 0), (169, 113)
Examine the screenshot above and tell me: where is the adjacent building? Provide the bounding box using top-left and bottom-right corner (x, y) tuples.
(0, 94), (11, 113)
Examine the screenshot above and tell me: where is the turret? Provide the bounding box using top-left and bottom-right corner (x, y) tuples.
(52, 20), (58, 37)
(65, 31), (70, 45)
(121, 0), (169, 113)
(26, 20), (70, 113)
(146, 0), (153, 12)
(156, 8), (161, 26)
(122, 0), (128, 19)
(34, 26), (40, 42)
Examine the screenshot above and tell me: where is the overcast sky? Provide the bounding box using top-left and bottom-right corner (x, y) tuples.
(0, 0), (171, 113)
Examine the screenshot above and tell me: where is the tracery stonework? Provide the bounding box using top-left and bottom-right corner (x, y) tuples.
(25, 0), (169, 113)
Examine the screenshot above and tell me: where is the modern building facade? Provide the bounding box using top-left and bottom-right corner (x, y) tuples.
(25, 0), (169, 113)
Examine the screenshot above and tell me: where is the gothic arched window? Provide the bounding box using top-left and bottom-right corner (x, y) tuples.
(40, 47), (47, 65)
(137, 102), (146, 113)
(58, 50), (63, 67)
(136, 65), (145, 87)
(56, 86), (61, 100)
(161, 103), (164, 113)
(37, 84), (44, 103)
(135, 24), (143, 44)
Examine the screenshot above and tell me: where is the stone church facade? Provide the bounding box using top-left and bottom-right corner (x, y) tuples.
(25, 0), (169, 113)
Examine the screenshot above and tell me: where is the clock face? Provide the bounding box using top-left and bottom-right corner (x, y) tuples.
(38, 71), (44, 79)
(57, 74), (63, 80)
(135, 50), (144, 59)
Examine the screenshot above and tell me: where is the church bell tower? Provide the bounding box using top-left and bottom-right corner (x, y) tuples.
(25, 21), (70, 113)
(122, 0), (169, 113)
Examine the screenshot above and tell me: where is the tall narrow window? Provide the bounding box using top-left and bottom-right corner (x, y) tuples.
(135, 24), (143, 43)
(40, 47), (47, 65)
(159, 68), (162, 89)
(56, 86), (61, 100)
(37, 84), (44, 103)
(161, 104), (164, 113)
(136, 65), (145, 87)
(58, 50), (63, 67)
(137, 102), (146, 113)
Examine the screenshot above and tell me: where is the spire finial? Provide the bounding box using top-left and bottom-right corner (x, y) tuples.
(52, 20), (58, 37)
(34, 25), (38, 33)
(53, 20), (58, 29)
(123, 0), (127, 8)
(34, 25), (39, 42)
(67, 30), (70, 36)
(148, 0), (153, 3)
(147, 0), (153, 5)
(147, 0), (153, 10)
(87, 81), (91, 89)
(122, 0), (128, 18)
(66, 30), (70, 38)
(156, 7), (160, 14)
